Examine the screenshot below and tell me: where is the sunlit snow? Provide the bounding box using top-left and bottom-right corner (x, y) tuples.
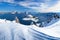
(0, 19), (60, 40)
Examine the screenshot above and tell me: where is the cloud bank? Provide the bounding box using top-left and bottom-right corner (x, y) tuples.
(45, 1), (60, 12)
(18, 0), (60, 12)
(0, 0), (60, 12)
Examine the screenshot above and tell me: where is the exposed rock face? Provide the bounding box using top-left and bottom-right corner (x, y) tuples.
(15, 17), (20, 23)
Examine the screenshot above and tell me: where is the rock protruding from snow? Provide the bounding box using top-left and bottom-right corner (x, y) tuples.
(15, 16), (20, 23)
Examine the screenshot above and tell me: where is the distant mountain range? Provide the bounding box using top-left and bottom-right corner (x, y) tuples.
(0, 12), (60, 27)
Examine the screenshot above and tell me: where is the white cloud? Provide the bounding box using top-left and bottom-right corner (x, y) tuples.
(19, 2), (40, 7)
(0, 0), (14, 3)
(29, 0), (60, 13)
(18, 2), (49, 12)
(0, 0), (60, 12)
(4, 0), (14, 3)
(18, 0), (60, 12)
(45, 1), (60, 12)
(35, 0), (60, 12)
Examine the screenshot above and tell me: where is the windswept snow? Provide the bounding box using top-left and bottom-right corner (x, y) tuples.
(0, 19), (28, 40)
(0, 19), (60, 40)
(30, 19), (60, 38)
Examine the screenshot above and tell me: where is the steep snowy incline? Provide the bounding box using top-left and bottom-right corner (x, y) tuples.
(0, 19), (60, 40)
(30, 19), (60, 38)
(0, 19), (28, 40)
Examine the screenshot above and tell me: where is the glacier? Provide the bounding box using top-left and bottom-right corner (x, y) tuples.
(0, 19), (60, 40)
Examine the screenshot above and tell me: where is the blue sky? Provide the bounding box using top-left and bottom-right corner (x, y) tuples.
(0, 0), (60, 12)
(0, 2), (34, 12)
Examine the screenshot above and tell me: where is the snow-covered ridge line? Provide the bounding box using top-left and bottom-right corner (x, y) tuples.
(29, 19), (60, 38)
(0, 19), (15, 23)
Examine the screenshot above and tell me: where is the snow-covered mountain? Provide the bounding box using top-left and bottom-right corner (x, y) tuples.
(0, 18), (60, 40)
(0, 12), (60, 27)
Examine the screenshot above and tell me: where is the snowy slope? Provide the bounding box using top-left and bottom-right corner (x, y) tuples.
(0, 19), (60, 40)
(30, 19), (60, 38)
(0, 19), (27, 40)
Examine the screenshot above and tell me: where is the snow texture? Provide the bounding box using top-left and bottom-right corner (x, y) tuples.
(0, 19), (60, 40)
